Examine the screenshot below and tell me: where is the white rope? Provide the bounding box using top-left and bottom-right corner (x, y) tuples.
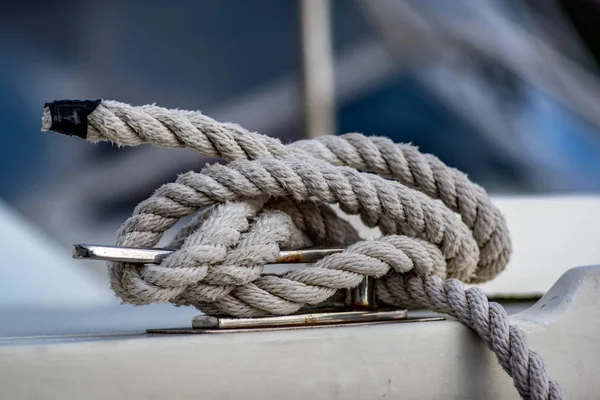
(42, 99), (564, 399)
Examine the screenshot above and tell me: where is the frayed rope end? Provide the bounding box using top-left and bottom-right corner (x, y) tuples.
(41, 106), (52, 132)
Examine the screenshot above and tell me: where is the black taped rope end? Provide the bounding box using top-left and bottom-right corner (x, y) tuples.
(42, 99), (102, 139)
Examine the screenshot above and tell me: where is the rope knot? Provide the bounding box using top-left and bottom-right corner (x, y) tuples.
(42, 99), (565, 399)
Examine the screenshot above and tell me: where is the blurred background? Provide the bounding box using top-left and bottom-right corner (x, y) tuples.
(3, 0), (600, 335)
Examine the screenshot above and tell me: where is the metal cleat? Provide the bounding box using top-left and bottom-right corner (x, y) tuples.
(72, 244), (441, 332)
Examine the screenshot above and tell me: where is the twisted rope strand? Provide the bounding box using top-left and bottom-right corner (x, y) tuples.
(42, 100), (562, 399)
(376, 275), (563, 399)
(79, 100), (511, 282)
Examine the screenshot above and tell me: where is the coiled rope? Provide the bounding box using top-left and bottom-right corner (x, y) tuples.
(42, 99), (564, 399)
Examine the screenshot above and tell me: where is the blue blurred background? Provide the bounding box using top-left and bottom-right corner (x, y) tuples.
(2, 0), (600, 246)
(3, 0), (600, 330)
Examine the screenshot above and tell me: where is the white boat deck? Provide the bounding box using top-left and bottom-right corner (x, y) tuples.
(1, 196), (599, 398)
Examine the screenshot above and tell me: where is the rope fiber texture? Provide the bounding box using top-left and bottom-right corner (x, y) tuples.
(42, 99), (564, 399)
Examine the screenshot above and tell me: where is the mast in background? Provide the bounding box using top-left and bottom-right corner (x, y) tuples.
(299, 0), (336, 138)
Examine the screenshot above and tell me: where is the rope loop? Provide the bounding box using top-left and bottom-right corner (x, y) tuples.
(42, 100), (563, 399)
